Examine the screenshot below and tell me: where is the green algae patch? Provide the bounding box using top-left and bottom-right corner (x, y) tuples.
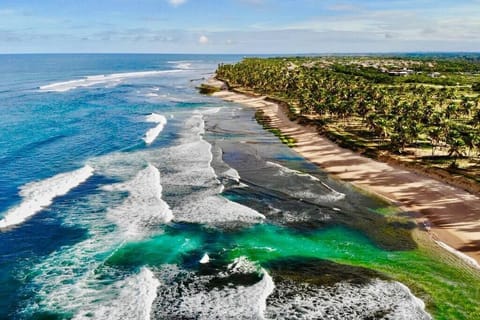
(255, 109), (296, 147)
(227, 223), (480, 320)
(197, 84), (221, 95)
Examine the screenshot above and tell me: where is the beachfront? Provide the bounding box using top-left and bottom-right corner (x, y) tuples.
(208, 78), (480, 267)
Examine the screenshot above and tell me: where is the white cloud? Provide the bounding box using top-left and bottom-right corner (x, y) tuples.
(198, 35), (209, 44)
(168, 0), (187, 7)
(284, 7), (480, 42)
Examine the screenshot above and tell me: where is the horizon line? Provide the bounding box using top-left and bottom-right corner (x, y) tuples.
(1, 51), (480, 56)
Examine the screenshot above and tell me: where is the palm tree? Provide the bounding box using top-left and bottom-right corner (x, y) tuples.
(445, 122), (466, 166)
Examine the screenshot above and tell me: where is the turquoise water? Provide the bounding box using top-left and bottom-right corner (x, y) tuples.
(0, 54), (478, 319)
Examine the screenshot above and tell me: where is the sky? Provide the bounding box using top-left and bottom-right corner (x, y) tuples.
(0, 0), (479, 53)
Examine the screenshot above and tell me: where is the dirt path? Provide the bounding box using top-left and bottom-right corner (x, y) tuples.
(212, 85), (480, 266)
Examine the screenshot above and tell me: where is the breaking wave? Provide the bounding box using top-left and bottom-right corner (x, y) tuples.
(104, 163), (173, 238)
(0, 165), (94, 229)
(39, 70), (184, 92)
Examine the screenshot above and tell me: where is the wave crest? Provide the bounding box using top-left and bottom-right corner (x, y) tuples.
(0, 165), (94, 229)
(104, 163), (173, 238)
(39, 70), (184, 92)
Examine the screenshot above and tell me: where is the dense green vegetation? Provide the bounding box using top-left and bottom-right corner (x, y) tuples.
(197, 83), (220, 95)
(217, 57), (480, 176)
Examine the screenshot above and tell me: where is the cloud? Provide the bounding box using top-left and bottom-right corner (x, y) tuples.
(2, 0), (480, 54)
(198, 35), (209, 44)
(284, 7), (480, 42)
(168, 0), (187, 7)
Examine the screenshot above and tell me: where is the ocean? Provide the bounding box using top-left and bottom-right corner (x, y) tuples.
(0, 54), (476, 319)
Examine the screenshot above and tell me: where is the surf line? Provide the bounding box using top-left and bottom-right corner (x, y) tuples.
(39, 70), (184, 92)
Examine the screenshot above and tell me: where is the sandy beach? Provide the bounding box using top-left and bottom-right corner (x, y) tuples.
(209, 79), (480, 266)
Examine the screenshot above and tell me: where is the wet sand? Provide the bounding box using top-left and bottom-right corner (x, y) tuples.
(209, 79), (480, 266)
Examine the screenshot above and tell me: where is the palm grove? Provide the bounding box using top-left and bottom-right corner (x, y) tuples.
(217, 57), (480, 167)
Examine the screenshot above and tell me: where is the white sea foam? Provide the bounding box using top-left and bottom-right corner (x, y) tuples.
(227, 256), (260, 274)
(0, 165), (94, 229)
(162, 141), (220, 189)
(168, 61), (195, 70)
(436, 240), (480, 270)
(153, 261), (275, 319)
(258, 271), (275, 320)
(143, 113), (167, 145)
(176, 63), (192, 70)
(74, 268), (160, 320)
(200, 107), (222, 114)
(175, 194), (265, 224)
(395, 281), (431, 319)
(210, 142), (244, 186)
(87, 151), (150, 180)
(294, 189), (345, 203)
(199, 253), (210, 264)
(104, 163), (173, 238)
(265, 279), (431, 319)
(223, 167), (241, 182)
(39, 70), (183, 92)
(143, 92), (183, 102)
(154, 113), (265, 225)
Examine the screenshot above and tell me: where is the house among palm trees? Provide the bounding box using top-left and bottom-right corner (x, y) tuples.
(388, 68), (415, 76)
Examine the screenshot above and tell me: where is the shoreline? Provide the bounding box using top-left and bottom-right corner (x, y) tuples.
(207, 78), (480, 266)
